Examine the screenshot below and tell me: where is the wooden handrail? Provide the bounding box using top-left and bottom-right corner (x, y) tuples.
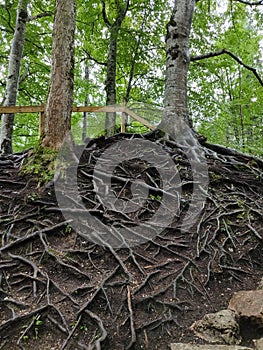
(0, 105), (138, 114)
(0, 105), (45, 113)
(0, 105), (155, 137)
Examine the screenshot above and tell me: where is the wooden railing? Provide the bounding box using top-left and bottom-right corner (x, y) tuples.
(0, 104), (155, 138)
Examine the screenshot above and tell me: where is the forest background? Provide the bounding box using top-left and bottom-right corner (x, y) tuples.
(0, 0), (262, 156)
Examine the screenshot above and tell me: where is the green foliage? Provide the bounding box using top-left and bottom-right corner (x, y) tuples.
(80, 324), (88, 332)
(189, 1), (263, 156)
(65, 223), (72, 234)
(0, 0), (54, 152)
(149, 194), (161, 201)
(0, 0), (262, 156)
(126, 121), (149, 134)
(34, 317), (43, 339)
(21, 314), (43, 341)
(12, 113), (39, 152)
(76, 0), (168, 105)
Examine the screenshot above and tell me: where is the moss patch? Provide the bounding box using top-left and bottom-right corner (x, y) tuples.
(20, 144), (57, 186)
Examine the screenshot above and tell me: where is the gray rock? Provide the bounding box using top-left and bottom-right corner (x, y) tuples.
(254, 338), (263, 350)
(190, 309), (241, 345)
(170, 344), (252, 350)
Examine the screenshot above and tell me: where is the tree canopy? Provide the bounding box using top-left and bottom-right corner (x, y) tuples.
(0, 0), (262, 155)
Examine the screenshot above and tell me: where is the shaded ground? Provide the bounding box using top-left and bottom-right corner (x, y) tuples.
(0, 132), (262, 350)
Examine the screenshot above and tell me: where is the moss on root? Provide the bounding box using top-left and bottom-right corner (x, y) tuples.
(20, 144), (57, 186)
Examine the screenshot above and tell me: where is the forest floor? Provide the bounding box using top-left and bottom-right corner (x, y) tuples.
(0, 131), (262, 350)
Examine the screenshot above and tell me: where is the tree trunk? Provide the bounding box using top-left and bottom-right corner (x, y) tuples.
(160, 0), (195, 132)
(105, 27), (119, 136)
(42, 0), (76, 150)
(103, 0), (130, 136)
(160, 1), (209, 233)
(82, 63), (89, 142)
(0, 0), (28, 155)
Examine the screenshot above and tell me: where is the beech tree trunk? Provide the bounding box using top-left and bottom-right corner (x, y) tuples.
(160, 1), (209, 233)
(42, 0), (76, 150)
(160, 0), (196, 132)
(103, 0), (130, 136)
(0, 0), (28, 155)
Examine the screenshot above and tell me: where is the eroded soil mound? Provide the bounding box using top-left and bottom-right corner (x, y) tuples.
(0, 132), (262, 350)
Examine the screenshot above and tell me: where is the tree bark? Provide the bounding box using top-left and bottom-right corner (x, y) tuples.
(42, 0), (76, 150)
(0, 0), (28, 155)
(160, 1), (210, 233)
(104, 0), (130, 136)
(105, 26), (119, 136)
(160, 0), (196, 132)
(82, 63), (89, 142)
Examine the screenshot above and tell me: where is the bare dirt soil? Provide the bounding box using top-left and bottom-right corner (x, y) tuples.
(0, 132), (262, 350)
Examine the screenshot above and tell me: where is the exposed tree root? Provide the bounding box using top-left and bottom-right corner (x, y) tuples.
(0, 132), (262, 349)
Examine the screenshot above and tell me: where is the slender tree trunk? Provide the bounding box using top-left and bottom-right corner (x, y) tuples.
(105, 26), (119, 136)
(0, 0), (28, 154)
(160, 0), (195, 132)
(82, 63), (89, 142)
(42, 0), (76, 150)
(103, 0), (130, 136)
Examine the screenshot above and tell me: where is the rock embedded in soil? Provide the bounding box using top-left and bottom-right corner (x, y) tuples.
(170, 344), (252, 350)
(228, 290), (263, 327)
(190, 309), (241, 345)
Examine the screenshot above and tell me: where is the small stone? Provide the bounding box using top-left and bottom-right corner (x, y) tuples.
(190, 309), (241, 345)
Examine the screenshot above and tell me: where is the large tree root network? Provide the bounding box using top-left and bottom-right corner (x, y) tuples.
(0, 132), (262, 350)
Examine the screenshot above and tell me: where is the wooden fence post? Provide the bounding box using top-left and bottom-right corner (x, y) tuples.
(121, 101), (127, 133)
(39, 104), (45, 139)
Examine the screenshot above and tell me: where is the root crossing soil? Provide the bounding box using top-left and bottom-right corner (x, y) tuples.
(0, 132), (262, 350)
